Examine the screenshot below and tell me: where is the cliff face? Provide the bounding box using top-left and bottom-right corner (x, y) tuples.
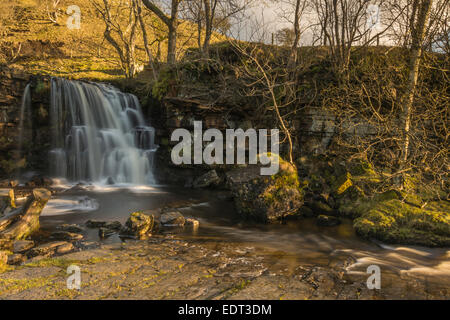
(0, 66), (51, 178)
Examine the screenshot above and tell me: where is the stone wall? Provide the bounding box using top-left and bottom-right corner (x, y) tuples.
(0, 66), (51, 178)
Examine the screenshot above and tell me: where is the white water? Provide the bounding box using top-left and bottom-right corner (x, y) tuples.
(17, 83), (31, 159)
(49, 78), (157, 185)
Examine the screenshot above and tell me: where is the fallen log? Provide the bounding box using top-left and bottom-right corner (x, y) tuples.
(0, 189), (16, 215)
(0, 188), (51, 240)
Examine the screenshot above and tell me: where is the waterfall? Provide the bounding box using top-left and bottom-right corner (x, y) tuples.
(49, 78), (157, 185)
(17, 83), (31, 159)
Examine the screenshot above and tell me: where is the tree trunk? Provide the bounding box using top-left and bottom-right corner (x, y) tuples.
(0, 189), (15, 215)
(167, 24), (177, 64)
(142, 0), (179, 64)
(401, 0), (433, 164)
(0, 189), (51, 240)
(288, 0), (303, 70)
(202, 0), (213, 58)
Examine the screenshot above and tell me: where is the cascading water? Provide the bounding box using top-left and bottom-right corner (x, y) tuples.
(49, 78), (157, 185)
(17, 83), (31, 158)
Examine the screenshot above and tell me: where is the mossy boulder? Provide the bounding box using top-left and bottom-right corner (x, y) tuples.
(332, 172), (353, 196)
(227, 156), (303, 222)
(354, 199), (450, 247)
(307, 200), (335, 216)
(121, 211), (155, 239)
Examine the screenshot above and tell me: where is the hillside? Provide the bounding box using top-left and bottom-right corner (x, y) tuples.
(0, 0), (224, 80)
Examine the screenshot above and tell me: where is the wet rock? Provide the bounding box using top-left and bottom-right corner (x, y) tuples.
(298, 206), (315, 218)
(28, 241), (74, 257)
(227, 158), (303, 222)
(25, 176), (53, 187)
(160, 211), (185, 226)
(185, 218), (199, 228)
(5, 180), (19, 188)
(50, 231), (84, 241)
(13, 240), (34, 253)
(86, 220), (107, 228)
(7, 253), (26, 265)
(57, 224), (84, 233)
(105, 221), (122, 231)
(106, 177), (115, 185)
(120, 211), (155, 239)
(316, 215), (341, 227)
(55, 242), (75, 255)
(98, 227), (116, 239)
(307, 200), (335, 216)
(193, 170), (221, 188)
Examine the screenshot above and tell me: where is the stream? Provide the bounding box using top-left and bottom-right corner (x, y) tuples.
(38, 184), (450, 298)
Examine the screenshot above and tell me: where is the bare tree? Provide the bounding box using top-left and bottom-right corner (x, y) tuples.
(400, 0), (433, 166)
(310, 0), (398, 76)
(135, 0), (158, 79)
(183, 0), (251, 57)
(92, 0), (139, 78)
(142, 0), (181, 64)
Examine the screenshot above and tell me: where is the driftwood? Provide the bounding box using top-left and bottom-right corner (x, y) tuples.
(0, 189), (51, 240)
(0, 189), (16, 215)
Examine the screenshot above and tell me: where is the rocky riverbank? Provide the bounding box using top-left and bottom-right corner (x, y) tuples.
(1, 234), (449, 300)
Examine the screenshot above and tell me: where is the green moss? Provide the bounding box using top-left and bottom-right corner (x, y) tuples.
(26, 257), (80, 269)
(332, 172), (353, 196)
(34, 80), (46, 94)
(152, 68), (175, 100)
(354, 199), (450, 247)
(262, 154), (301, 205)
(0, 275), (56, 294)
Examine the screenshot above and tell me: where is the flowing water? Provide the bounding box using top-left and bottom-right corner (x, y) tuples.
(13, 78), (450, 298)
(17, 83), (31, 159)
(49, 78), (157, 185)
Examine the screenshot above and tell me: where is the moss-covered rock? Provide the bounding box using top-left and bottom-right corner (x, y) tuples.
(332, 172), (353, 196)
(353, 199), (450, 247)
(227, 155), (303, 222)
(307, 200), (335, 216)
(120, 211), (155, 240)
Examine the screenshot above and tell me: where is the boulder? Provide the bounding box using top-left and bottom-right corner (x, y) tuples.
(192, 170), (221, 188)
(298, 206), (315, 218)
(28, 241), (74, 258)
(98, 227), (116, 239)
(105, 221), (122, 231)
(307, 200), (335, 216)
(25, 176), (53, 188)
(316, 215), (341, 227)
(7, 253), (26, 265)
(86, 220), (107, 228)
(57, 224), (84, 233)
(120, 211), (155, 240)
(160, 211), (185, 227)
(50, 231), (83, 241)
(13, 240), (34, 253)
(186, 218), (199, 228)
(226, 158), (303, 222)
